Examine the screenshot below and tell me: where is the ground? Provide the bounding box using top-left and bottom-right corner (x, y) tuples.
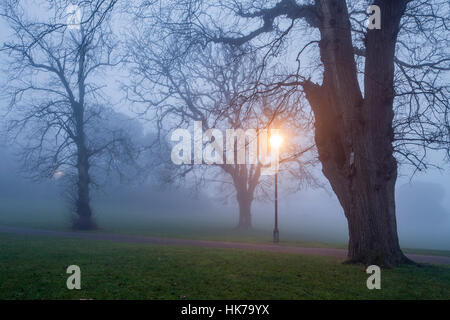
(0, 233), (449, 299)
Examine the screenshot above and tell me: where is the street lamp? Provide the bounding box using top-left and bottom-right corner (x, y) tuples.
(270, 133), (283, 243)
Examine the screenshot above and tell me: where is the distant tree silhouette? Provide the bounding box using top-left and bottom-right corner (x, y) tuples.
(1, 0), (138, 229)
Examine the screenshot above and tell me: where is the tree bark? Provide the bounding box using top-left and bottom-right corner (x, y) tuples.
(302, 0), (411, 267)
(229, 164), (260, 230)
(72, 100), (96, 230)
(71, 37), (96, 230)
(73, 143), (95, 230)
(236, 189), (253, 230)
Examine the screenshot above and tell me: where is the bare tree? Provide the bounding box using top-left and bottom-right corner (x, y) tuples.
(136, 0), (450, 266)
(1, 0), (137, 229)
(126, 27), (317, 229)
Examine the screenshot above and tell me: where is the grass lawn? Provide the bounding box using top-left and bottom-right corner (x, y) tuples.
(0, 233), (449, 299)
(105, 226), (450, 257)
(1, 202), (449, 257)
(2, 213), (450, 257)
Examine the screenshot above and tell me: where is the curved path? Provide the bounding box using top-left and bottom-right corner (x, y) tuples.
(1, 225), (449, 265)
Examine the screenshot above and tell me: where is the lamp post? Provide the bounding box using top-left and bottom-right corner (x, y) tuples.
(269, 133), (283, 243)
(274, 170), (279, 243)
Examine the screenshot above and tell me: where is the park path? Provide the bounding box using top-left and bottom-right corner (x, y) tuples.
(1, 225), (449, 265)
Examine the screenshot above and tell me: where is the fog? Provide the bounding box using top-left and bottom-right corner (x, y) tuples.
(0, 1), (448, 253)
(1, 140), (449, 250)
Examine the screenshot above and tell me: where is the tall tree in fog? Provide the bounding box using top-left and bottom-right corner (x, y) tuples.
(126, 32), (316, 229)
(1, 0), (136, 229)
(136, 0), (449, 266)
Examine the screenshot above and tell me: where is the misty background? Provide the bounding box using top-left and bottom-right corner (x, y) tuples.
(1, 136), (449, 250)
(0, 2), (449, 251)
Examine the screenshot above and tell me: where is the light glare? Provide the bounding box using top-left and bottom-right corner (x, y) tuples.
(270, 134), (283, 149)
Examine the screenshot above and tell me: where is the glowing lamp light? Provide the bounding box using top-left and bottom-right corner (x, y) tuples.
(270, 133), (283, 149)
(53, 170), (64, 179)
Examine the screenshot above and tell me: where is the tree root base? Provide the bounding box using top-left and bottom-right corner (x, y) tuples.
(71, 215), (97, 230)
(342, 253), (419, 269)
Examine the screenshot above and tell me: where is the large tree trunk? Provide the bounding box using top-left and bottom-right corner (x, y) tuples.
(230, 164), (260, 230)
(72, 100), (96, 230)
(73, 144), (95, 230)
(229, 165), (261, 230)
(71, 40), (96, 230)
(236, 190), (252, 230)
(302, 0), (411, 267)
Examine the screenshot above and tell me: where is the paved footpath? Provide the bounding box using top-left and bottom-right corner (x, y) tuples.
(1, 225), (449, 265)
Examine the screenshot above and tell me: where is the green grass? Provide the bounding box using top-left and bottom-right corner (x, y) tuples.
(2, 213), (450, 256)
(1, 201), (449, 257)
(105, 226), (450, 257)
(105, 224), (346, 248)
(0, 233), (449, 299)
(1, 207), (449, 257)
